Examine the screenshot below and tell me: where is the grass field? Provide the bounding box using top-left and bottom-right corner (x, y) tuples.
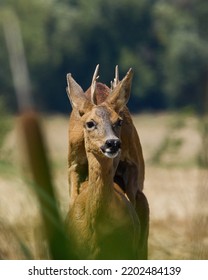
(0, 112), (207, 259)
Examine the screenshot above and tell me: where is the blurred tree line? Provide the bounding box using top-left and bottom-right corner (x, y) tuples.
(0, 0), (208, 113)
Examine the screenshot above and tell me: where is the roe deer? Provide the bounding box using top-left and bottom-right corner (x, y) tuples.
(66, 69), (141, 259)
(66, 66), (149, 259)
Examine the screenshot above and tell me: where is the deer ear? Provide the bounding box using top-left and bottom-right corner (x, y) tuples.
(107, 68), (133, 112)
(66, 73), (93, 117)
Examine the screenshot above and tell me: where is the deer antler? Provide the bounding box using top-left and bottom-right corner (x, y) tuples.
(91, 64), (99, 105)
(111, 65), (119, 90)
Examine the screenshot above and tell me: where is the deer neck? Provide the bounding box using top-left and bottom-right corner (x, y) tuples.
(86, 152), (115, 219)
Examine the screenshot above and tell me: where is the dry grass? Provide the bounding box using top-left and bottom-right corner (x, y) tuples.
(0, 113), (207, 259)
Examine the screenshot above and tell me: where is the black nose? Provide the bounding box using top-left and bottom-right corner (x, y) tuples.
(105, 139), (121, 150)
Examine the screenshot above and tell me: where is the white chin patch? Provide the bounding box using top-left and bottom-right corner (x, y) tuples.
(103, 150), (120, 159)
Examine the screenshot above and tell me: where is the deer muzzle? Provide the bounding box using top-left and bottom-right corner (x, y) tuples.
(100, 138), (121, 158)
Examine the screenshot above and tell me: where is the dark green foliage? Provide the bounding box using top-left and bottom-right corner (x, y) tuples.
(0, 0), (208, 113)
(0, 97), (11, 156)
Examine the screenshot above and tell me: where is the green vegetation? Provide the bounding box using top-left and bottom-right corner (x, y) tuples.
(198, 117), (208, 167)
(0, 0), (208, 260)
(0, 98), (9, 149)
(0, 97), (11, 171)
(0, 0), (208, 113)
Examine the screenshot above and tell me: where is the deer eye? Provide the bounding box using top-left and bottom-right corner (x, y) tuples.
(86, 120), (96, 130)
(114, 118), (123, 128)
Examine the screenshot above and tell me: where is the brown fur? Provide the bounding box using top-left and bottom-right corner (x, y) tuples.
(66, 140), (141, 259)
(68, 82), (144, 204)
(66, 68), (149, 259)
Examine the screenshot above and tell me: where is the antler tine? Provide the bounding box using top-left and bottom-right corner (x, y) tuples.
(115, 65), (119, 85)
(91, 64), (99, 104)
(111, 65), (119, 90)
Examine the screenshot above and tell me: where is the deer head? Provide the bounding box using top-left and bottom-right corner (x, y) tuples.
(66, 66), (133, 159)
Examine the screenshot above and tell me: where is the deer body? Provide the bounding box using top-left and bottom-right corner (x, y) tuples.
(66, 67), (149, 259)
(66, 145), (140, 259)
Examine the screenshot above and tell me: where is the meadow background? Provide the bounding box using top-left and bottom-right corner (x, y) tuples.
(0, 0), (208, 259)
(0, 112), (208, 259)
